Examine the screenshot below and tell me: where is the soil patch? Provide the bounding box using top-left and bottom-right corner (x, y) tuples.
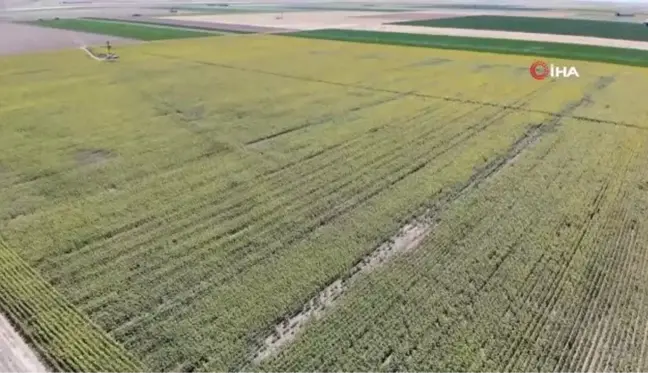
(75, 148), (113, 165)
(352, 11), (467, 21)
(0, 22), (137, 56)
(0, 314), (48, 373)
(109, 16), (291, 33)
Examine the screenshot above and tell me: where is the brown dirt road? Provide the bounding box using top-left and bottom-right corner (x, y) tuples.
(0, 314), (48, 373)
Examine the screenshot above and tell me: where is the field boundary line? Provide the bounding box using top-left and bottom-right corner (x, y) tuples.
(0, 236), (144, 372)
(141, 51), (648, 132)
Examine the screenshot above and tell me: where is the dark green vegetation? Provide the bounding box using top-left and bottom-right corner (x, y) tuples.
(30, 18), (214, 40)
(395, 15), (648, 42)
(409, 4), (552, 11)
(290, 29), (648, 68)
(84, 17), (255, 34)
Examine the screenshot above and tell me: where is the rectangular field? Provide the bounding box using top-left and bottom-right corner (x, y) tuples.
(2, 34), (648, 372)
(290, 29), (648, 67)
(27, 18), (216, 40)
(394, 15), (648, 42)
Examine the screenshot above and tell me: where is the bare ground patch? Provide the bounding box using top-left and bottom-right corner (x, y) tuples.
(409, 57), (452, 67)
(75, 148), (113, 165)
(0, 22), (138, 56)
(352, 11), (468, 21)
(0, 314), (48, 373)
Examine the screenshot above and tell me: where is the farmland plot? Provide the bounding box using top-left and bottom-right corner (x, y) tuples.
(260, 115), (648, 372)
(1, 35), (647, 371)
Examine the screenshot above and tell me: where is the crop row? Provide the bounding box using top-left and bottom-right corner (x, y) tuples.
(2, 36), (641, 371)
(68, 98), (536, 371)
(260, 116), (648, 371)
(0, 239), (143, 372)
(3, 68), (546, 371)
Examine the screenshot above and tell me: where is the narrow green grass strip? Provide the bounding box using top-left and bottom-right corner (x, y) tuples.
(395, 15), (648, 42)
(83, 17), (255, 34)
(288, 29), (648, 68)
(28, 18), (214, 40)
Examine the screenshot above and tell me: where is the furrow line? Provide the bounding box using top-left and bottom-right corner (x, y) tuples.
(249, 107), (558, 366)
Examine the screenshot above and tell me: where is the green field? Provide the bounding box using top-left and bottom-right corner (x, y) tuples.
(164, 4), (405, 12)
(290, 29), (648, 68)
(83, 17), (255, 34)
(395, 15), (648, 42)
(29, 18), (215, 40)
(408, 4), (552, 11)
(3, 32), (648, 372)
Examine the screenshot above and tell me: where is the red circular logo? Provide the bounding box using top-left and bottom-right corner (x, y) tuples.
(530, 60), (549, 80)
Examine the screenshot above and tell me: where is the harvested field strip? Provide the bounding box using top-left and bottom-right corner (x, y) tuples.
(28, 19), (214, 40)
(395, 16), (648, 42)
(0, 238), (143, 372)
(287, 30), (648, 68)
(162, 5), (406, 13)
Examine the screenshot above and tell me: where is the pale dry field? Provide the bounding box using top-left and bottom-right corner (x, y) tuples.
(0, 22), (138, 56)
(162, 10), (648, 50)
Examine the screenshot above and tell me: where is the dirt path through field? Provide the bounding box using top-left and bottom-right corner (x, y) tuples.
(0, 314), (48, 373)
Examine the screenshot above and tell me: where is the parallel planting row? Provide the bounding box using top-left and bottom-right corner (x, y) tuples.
(2, 35), (648, 371)
(261, 106), (648, 372)
(0, 239), (142, 372)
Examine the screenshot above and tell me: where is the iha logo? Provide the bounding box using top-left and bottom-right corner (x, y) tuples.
(529, 60), (580, 80)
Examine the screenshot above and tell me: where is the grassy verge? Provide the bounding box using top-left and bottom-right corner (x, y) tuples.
(394, 15), (648, 42)
(29, 18), (214, 40)
(288, 29), (648, 68)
